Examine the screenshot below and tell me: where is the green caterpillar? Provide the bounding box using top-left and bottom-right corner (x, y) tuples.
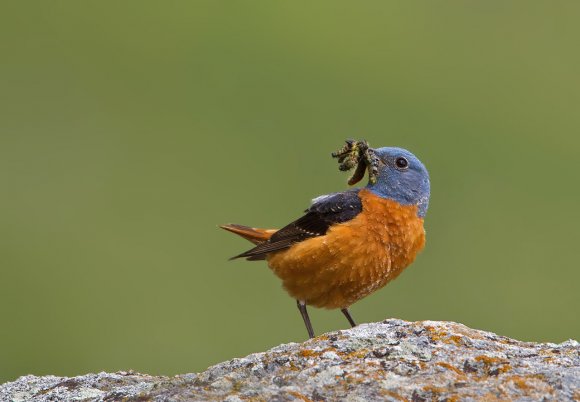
(331, 139), (379, 185)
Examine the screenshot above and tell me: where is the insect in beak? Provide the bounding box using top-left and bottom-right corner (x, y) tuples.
(331, 139), (379, 185)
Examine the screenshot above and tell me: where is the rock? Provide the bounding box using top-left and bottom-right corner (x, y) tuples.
(1, 319), (579, 401)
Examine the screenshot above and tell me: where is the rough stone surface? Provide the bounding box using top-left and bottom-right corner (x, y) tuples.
(1, 319), (579, 401)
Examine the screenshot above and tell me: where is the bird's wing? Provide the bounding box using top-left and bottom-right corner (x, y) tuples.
(232, 188), (363, 260)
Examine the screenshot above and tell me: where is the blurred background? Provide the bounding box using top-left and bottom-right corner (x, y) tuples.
(1, 1), (579, 384)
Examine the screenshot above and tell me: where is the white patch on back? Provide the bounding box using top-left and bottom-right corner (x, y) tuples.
(311, 194), (333, 205)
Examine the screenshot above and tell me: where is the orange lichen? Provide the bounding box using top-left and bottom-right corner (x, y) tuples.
(288, 361), (300, 371)
(339, 348), (370, 360)
(286, 391), (314, 402)
(448, 335), (463, 345)
(444, 323), (488, 341)
(244, 397), (268, 402)
(435, 362), (466, 378)
(299, 349), (319, 358)
(474, 355), (511, 375)
(382, 390), (409, 401)
(422, 385), (459, 401)
(511, 375), (534, 391)
(298, 347), (338, 359)
(474, 355), (505, 365)
(422, 385), (447, 393)
(476, 392), (505, 402)
(425, 326), (463, 346)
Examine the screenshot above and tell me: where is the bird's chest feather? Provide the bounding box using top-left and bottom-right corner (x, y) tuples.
(356, 189), (426, 269)
(267, 189), (425, 308)
(323, 189), (426, 280)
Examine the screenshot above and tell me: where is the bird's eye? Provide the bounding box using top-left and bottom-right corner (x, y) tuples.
(395, 157), (409, 169)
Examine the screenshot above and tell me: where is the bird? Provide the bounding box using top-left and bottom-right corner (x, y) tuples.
(221, 143), (430, 339)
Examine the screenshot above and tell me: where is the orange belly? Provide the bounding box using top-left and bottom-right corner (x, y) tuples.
(267, 189), (425, 309)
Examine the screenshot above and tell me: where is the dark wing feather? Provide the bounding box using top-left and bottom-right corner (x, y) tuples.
(232, 188), (362, 260)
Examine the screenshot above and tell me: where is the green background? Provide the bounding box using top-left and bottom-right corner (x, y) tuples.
(1, 2), (579, 384)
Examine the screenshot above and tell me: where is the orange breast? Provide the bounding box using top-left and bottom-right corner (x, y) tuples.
(266, 189), (426, 309)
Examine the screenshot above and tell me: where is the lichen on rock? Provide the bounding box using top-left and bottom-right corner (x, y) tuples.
(1, 319), (579, 401)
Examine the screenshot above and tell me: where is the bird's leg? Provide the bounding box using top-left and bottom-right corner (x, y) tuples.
(341, 308), (357, 328)
(296, 300), (315, 339)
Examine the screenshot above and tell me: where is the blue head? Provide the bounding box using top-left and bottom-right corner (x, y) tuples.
(367, 147), (430, 217)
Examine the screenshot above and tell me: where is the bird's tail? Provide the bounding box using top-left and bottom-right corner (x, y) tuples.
(220, 224), (277, 245)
